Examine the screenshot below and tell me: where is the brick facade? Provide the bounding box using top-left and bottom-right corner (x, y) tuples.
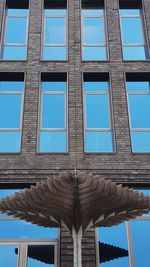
(0, 0), (150, 266)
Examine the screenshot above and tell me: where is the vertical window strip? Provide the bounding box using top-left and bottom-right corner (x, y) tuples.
(119, 8), (148, 60)
(81, 8), (107, 60)
(42, 8), (67, 60)
(1, 4), (29, 60)
(39, 78), (67, 152)
(83, 78), (114, 152)
(0, 78), (24, 152)
(126, 79), (150, 152)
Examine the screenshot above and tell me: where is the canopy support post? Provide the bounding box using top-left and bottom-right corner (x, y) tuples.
(72, 227), (82, 267)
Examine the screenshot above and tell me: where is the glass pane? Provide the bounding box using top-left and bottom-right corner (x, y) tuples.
(83, 46), (107, 60)
(85, 132), (113, 152)
(82, 9), (103, 16)
(39, 131), (67, 152)
(121, 17), (144, 44)
(0, 81), (24, 92)
(45, 9), (66, 16)
(0, 245), (18, 267)
(86, 95), (110, 128)
(0, 220), (57, 238)
(27, 245), (55, 267)
(45, 18), (65, 44)
(5, 17), (27, 44)
(131, 220), (150, 267)
(42, 82), (66, 92)
(7, 9), (28, 15)
(43, 46), (66, 60)
(123, 46), (146, 60)
(128, 95), (150, 128)
(0, 132), (21, 152)
(42, 95), (65, 128)
(3, 46), (27, 60)
(120, 9), (140, 16)
(0, 94), (22, 128)
(84, 82), (108, 92)
(126, 82), (150, 92)
(98, 224), (130, 266)
(83, 18), (105, 44)
(131, 132), (150, 152)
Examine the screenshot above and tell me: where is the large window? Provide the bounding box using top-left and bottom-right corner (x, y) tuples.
(0, 73), (25, 153)
(83, 73), (114, 153)
(119, 0), (149, 60)
(0, 186), (58, 267)
(42, 0), (67, 60)
(38, 73), (68, 153)
(98, 189), (150, 267)
(0, 0), (29, 60)
(81, 0), (107, 61)
(125, 73), (150, 153)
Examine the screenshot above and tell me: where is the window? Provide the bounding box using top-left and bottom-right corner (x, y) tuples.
(0, 0), (29, 60)
(98, 189), (150, 267)
(83, 73), (114, 153)
(42, 0), (67, 60)
(0, 73), (25, 153)
(81, 0), (107, 61)
(119, 0), (149, 60)
(125, 73), (150, 153)
(0, 186), (58, 267)
(38, 73), (68, 153)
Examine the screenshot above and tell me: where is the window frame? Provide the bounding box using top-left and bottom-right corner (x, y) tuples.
(41, 0), (68, 61)
(119, 4), (149, 61)
(37, 72), (68, 154)
(81, 5), (108, 61)
(0, 72), (25, 154)
(125, 74), (150, 154)
(0, 0), (29, 61)
(82, 73), (115, 153)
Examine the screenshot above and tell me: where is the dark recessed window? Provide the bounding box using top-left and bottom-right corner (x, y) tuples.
(83, 73), (114, 152)
(81, 0), (107, 61)
(0, 0), (29, 60)
(119, 0), (149, 60)
(0, 73), (25, 153)
(42, 0), (67, 60)
(38, 73), (68, 153)
(125, 73), (150, 153)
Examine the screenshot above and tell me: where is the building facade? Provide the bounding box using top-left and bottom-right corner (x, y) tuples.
(0, 0), (150, 266)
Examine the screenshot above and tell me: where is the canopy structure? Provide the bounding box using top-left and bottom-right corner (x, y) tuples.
(0, 171), (150, 233)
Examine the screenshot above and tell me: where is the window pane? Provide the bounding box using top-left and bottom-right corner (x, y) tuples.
(42, 95), (65, 128)
(27, 245), (55, 267)
(5, 17), (27, 44)
(123, 46), (146, 60)
(83, 18), (105, 44)
(126, 82), (149, 92)
(7, 9), (28, 16)
(131, 132), (150, 152)
(131, 220), (150, 267)
(0, 220), (57, 238)
(45, 18), (65, 44)
(82, 10), (103, 16)
(121, 18), (144, 44)
(3, 46), (27, 60)
(43, 46), (66, 60)
(120, 9), (140, 16)
(0, 81), (24, 92)
(0, 132), (21, 152)
(84, 82), (108, 92)
(45, 9), (66, 16)
(0, 245), (18, 267)
(83, 46), (107, 60)
(85, 132), (113, 152)
(128, 95), (150, 128)
(39, 132), (66, 152)
(98, 224), (130, 267)
(86, 95), (110, 128)
(0, 94), (22, 128)
(42, 82), (66, 92)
